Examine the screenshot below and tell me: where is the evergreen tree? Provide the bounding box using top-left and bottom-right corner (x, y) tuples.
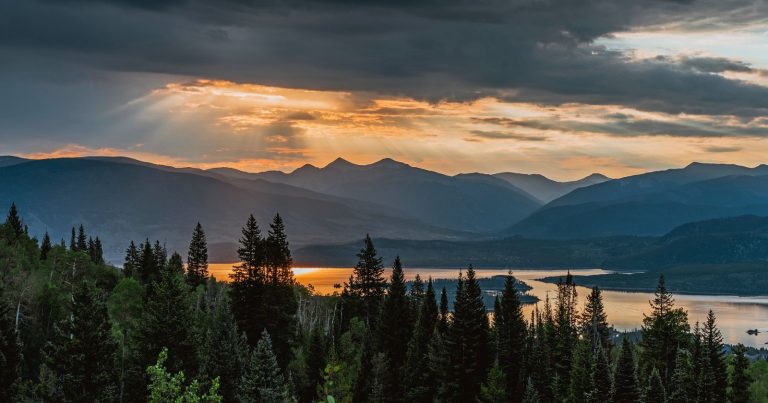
(344, 234), (387, 326)
(240, 330), (290, 402)
(613, 338), (641, 403)
(231, 214), (265, 284)
(522, 378), (541, 403)
(552, 272), (579, 398)
(640, 274), (689, 386)
(153, 240), (166, 273)
(590, 346), (612, 403)
(5, 202), (23, 238)
(42, 281), (119, 402)
(138, 268), (196, 378)
(139, 239), (160, 285)
(124, 241), (140, 278)
(568, 340), (593, 403)
(40, 231), (52, 260)
(404, 279), (438, 402)
(409, 274), (425, 322)
(667, 349), (693, 403)
(478, 361), (506, 403)
(303, 324), (326, 403)
(645, 368), (666, 403)
(445, 267), (489, 401)
(496, 273), (527, 402)
(265, 213), (292, 285)
(76, 224), (88, 252)
(700, 310), (727, 403)
(579, 286), (610, 351)
(437, 286), (449, 334)
(377, 256), (410, 401)
(198, 284), (247, 403)
(187, 222), (209, 288)
(426, 329), (453, 402)
(93, 237), (104, 264)
(728, 344), (751, 403)
(167, 251), (184, 275)
(0, 289), (23, 401)
(70, 227), (77, 252)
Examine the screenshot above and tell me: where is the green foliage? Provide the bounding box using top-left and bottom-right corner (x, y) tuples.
(147, 348), (222, 403)
(343, 235), (387, 325)
(478, 360), (507, 403)
(377, 256), (410, 401)
(404, 279), (438, 402)
(700, 310), (727, 403)
(41, 281), (119, 402)
(0, 288), (23, 401)
(579, 286), (610, 351)
(590, 346), (612, 403)
(239, 329), (291, 402)
(187, 222), (209, 288)
(729, 344), (751, 403)
(613, 338), (641, 403)
(640, 274), (690, 386)
(496, 273), (528, 402)
(668, 349), (693, 403)
(522, 378), (540, 403)
(445, 266), (489, 401)
(567, 340), (593, 403)
(645, 368), (666, 403)
(6, 202), (24, 238)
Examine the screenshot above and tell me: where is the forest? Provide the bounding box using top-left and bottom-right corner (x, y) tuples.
(1, 202), (767, 402)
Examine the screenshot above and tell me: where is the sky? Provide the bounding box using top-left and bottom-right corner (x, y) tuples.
(1, 0), (767, 180)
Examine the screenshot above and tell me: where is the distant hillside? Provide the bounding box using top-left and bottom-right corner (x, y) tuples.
(492, 172), (609, 203)
(0, 158), (466, 263)
(604, 215), (768, 270)
(211, 158), (543, 233)
(509, 163), (768, 238)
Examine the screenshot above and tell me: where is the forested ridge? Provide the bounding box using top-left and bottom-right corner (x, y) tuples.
(1, 203), (766, 402)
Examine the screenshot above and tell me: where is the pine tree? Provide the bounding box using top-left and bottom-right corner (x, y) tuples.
(167, 251), (184, 275)
(304, 324), (326, 402)
(438, 286), (449, 334)
(668, 349), (693, 403)
(377, 256), (410, 401)
(139, 239), (160, 285)
(522, 378), (540, 403)
(187, 222), (209, 288)
(645, 368), (666, 403)
(231, 214), (265, 284)
(729, 344), (751, 403)
(0, 290), (23, 401)
(240, 330), (290, 402)
(93, 237), (104, 264)
(445, 267), (489, 401)
(496, 273), (527, 402)
(198, 284), (247, 403)
(138, 268), (196, 378)
(590, 346), (612, 403)
(552, 272), (579, 399)
(70, 227), (77, 252)
(479, 360), (507, 403)
(5, 202), (23, 238)
(40, 231), (52, 260)
(344, 234), (387, 326)
(42, 281), (119, 402)
(700, 310), (727, 403)
(124, 241), (140, 278)
(153, 240), (166, 273)
(612, 338), (641, 403)
(640, 274), (689, 386)
(580, 286), (610, 351)
(427, 329), (453, 402)
(568, 340), (593, 403)
(409, 274), (425, 322)
(76, 224), (88, 252)
(265, 213), (293, 285)
(404, 279), (438, 402)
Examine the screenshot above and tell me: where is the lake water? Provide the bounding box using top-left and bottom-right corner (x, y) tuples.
(209, 264), (768, 348)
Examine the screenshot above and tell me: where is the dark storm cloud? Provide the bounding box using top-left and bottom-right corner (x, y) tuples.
(1, 0), (768, 125)
(473, 115), (768, 138)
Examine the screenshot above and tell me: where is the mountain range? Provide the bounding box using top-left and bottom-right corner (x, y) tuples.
(1, 155), (767, 264)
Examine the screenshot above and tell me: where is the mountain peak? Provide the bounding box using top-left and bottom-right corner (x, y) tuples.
(325, 157), (357, 169)
(582, 173), (609, 181)
(371, 157), (408, 168)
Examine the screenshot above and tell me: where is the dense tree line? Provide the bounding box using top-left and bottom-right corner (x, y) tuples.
(0, 203), (766, 402)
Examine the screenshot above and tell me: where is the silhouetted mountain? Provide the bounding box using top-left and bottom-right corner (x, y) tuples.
(0, 158), (465, 263)
(212, 158), (543, 233)
(509, 163), (768, 238)
(604, 215), (768, 270)
(0, 155), (29, 168)
(492, 172), (610, 203)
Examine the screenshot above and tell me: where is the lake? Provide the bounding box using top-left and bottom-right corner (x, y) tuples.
(209, 264), (768, 348)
